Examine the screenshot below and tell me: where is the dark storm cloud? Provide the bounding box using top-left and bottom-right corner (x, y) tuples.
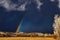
(19, 0), (60, 34)
(0, 0), (60, 34)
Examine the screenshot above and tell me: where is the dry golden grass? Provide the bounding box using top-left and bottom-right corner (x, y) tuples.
(0, 37), (58, 40)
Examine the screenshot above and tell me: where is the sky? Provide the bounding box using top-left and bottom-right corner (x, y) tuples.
(0, 0), (60, 34)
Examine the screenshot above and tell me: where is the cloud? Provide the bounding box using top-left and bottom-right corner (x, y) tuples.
(0, 0), (16, 11)
(16, 2), (27, 11)
(35, 0), (43, 9)
(0, 0), (27, 11)
(50, 0), (55, 2)
(0, 0), (43, 11)
(50, 0), (60, 9)
(58, 0), (60, 8)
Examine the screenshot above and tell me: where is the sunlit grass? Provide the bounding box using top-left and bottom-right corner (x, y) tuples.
(0, 37), (57, 40)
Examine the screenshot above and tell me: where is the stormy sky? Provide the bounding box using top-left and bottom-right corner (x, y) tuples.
(0, 0), (60, 34)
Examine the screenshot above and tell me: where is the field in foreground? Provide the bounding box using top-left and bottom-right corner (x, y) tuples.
(0, 37), (58, 40)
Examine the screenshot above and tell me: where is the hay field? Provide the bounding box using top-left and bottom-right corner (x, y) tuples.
(0, 37), (57, 40)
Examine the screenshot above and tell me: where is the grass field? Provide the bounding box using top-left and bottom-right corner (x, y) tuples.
(0, 37), (58, 40)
